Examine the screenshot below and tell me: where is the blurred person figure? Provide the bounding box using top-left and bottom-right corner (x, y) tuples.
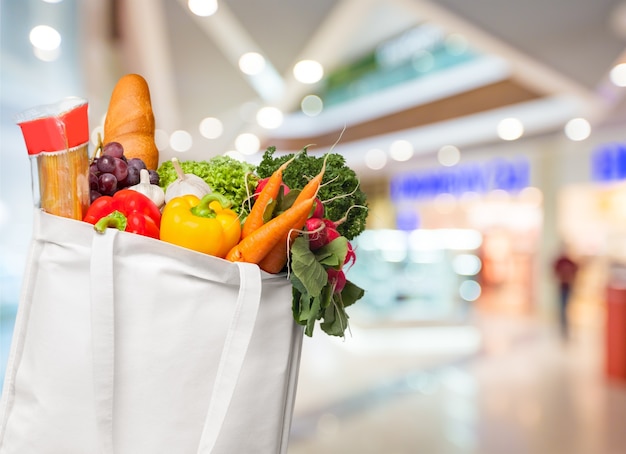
(552, 248), (579, 339)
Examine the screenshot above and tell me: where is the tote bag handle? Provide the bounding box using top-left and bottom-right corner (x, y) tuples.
(90, 229), (263, 454)
(196, 261), (262, 454)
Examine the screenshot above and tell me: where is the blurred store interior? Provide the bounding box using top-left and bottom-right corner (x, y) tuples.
(3, 0), (626, 452)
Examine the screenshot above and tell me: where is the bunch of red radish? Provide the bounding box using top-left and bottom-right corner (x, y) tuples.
(305, 197), (356, 294)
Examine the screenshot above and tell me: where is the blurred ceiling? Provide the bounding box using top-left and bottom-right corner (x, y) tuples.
(79, 0), (626, 173)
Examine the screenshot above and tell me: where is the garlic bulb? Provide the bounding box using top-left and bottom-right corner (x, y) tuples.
(129, 169), (165, 208)
(164, 157), (212, 203)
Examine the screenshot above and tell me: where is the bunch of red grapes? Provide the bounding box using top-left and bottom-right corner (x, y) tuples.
(89, 142), (160, 203)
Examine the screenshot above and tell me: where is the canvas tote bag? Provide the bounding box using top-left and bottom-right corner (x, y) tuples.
(0, 209), (303, 453)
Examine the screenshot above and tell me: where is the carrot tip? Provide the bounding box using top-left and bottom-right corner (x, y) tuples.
(226, 248), (242, 262)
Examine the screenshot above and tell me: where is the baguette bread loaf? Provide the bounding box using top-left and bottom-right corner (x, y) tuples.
(103, 74), (159, 170)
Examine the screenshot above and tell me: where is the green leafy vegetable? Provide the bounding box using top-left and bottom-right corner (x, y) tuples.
(290, 236), (365, 337)
(317, 236), (348, 268)
(257, 147), (368, 240)
(290, 237), (328, 297)
(157, 156), (258, 214)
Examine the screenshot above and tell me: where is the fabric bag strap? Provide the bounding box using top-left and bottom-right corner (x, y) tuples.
(90, 229), (118, 454)
(0, 210), (47, 441)
(196, 261), (262, 453)
(90, 230), (263, 454)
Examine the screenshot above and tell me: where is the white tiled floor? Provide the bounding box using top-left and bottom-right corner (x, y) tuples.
(288, 314), (626, 454)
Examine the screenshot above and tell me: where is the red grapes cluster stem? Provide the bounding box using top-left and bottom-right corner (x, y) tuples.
(89, 141), (160, 203)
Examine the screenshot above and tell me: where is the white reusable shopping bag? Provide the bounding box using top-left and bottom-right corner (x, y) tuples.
(0, 209), (303, 453)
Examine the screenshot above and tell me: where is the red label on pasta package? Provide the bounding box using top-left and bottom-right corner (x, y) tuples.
(16, 98), (89, 156)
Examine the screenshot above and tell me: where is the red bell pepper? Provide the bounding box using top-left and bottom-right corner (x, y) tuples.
(83, 189), (161, 239)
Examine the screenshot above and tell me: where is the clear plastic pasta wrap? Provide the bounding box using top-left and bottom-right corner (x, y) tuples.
(15, 97), (90, 220)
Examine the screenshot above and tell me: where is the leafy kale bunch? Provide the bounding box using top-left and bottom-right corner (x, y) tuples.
(256, 147), (368, 240)
(157, 156), (258, 215)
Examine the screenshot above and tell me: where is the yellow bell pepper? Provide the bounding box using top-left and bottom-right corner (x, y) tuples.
(160, 193), (241, 258)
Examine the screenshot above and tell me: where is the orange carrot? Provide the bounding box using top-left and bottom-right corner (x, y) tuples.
(242, 156), (294, 238)
(258, 156), (327, 273)
(226, 195), (316, 264)
(258, 211), (308, 273)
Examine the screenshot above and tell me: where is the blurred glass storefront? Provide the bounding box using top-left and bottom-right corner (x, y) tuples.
(348, 228), (484, 325)
(344, 133), (626, 344)
(347, 153), (543, 330)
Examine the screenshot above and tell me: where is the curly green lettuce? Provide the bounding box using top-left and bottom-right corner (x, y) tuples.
(256, 147), (368, 240)
(157, 156), (258, 214)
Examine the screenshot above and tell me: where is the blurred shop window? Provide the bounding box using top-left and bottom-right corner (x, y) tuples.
(345, 229), (482, 327)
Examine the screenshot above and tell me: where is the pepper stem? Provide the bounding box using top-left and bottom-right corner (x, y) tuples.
(94, 210), (128, 233)
(191, 193), (232, 218)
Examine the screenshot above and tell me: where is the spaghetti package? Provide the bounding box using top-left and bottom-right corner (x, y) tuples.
(15, 97), (90, 220)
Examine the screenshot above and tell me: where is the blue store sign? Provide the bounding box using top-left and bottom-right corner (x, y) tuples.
(391, 157), (530, 201)
(591, 143), (626, 182)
